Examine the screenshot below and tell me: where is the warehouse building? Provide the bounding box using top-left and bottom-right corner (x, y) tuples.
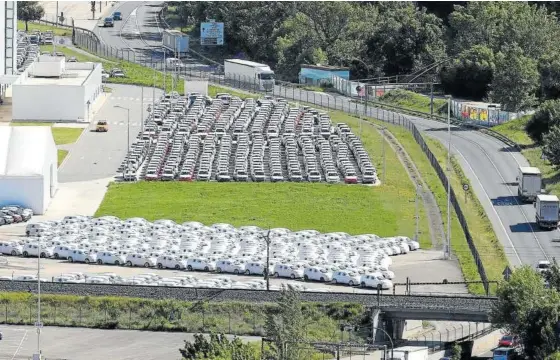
(12, 56), (103, 122)
(299, 64), (350, 85)
(0, 126), (58, 215)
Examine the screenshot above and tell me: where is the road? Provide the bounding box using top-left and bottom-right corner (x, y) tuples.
(58, 84), (163, 183)
(0, 325), (260, 360)
(95, 2), (559, 269)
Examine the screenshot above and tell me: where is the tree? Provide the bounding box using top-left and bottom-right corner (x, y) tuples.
(491, 265), (560, 358)
(526, 100), (560, 143)
(489, 44), (539, 111)
(264, 285), (306, 360)
(17, 1), (44, 32)
(179, 333), (259, 360)
(440, 45), (495, 99)
(543, 126), (560, 167)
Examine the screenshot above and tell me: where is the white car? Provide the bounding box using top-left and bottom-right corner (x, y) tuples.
(216, 259), (246, 274)
(22, 243), (54, 258)
(67, 249), (98, 263)
(245, 261), (268, 275)
(53, 276), (85, 284)
(537, 260), (551, 274)
(0, 241), (23, 256)
(52, 245), (76, 259)
(157, 255), (187, 270)
(273, 264), (304, 279)
(186, 258), (216, 271)
(303, 267), (332, 282)
(332, 270), (361, 286)
(97, 251), (127, 265)
(125, 253), (157, 267)
(360, 273), (393, 290)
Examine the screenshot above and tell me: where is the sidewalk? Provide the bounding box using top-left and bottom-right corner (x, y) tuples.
(38, 1), (116, 31)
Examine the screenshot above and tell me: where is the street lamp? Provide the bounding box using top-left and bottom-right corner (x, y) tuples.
(114, 105), (130, 181)
(261, 229), (271, 291)
(445, 95), (452, 260)
(371, 326), (394, 359)
(34, 237), (43, 360)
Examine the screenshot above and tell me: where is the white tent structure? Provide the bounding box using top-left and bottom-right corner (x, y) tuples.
(0, 126), (58, 214)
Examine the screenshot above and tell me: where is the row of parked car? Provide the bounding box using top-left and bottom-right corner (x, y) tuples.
(6, 216), (419, 289)
(0, 205), (33, 226)
(117, 91), (378, 183)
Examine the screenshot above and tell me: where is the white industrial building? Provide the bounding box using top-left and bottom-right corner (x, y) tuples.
(12, 56), (103, 121)
(0, 126), (58, 215)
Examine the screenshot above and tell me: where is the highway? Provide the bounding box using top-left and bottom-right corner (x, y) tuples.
(96, 2), (560, 270)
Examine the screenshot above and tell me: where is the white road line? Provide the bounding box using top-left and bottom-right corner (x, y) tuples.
(11, 329), (28, 360)
(455, 132), (548, 261)
(452, 145), (523, 266)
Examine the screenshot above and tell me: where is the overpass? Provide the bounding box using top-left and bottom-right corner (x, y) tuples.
(0, 280), (496, 323)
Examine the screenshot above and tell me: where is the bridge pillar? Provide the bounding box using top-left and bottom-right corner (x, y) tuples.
(460, 341), (473, 360)
(371, 307), (381, 341)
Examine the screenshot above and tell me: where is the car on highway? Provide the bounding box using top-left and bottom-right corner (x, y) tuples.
(112, 11), (122, 20)
(103, 17), (114, 27)
(498, 335), (520, 348)
(536, 260), (551, 274)
(95, 120), (108, 132)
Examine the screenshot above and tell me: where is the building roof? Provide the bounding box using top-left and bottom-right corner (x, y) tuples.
(20, 69), (92, 86)
(301, 64), (349, 71)
(0, 126), (55, 177)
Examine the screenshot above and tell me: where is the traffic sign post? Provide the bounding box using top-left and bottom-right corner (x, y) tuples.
(462, 183), (469, 203)
(503, 266), (513, 281)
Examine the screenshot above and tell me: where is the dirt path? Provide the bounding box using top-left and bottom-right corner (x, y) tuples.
(374, 124), (446, 248)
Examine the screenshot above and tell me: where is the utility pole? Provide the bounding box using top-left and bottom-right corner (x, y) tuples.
(415, 185), (420, 242)
(430, 82), (434, 115)
(34, 237), (42, 360)
(163, 50), (167, 92)
(263, 229), (271, 291)
(382, 127), (386, 184)
(445, 95), (452, 260)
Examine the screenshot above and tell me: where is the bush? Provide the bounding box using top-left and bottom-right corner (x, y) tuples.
(543, 125), (560, 167)
(526, 99), (560, 143)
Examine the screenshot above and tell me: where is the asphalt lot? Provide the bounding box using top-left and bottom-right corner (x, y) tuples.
(58, 84), (163, 183)
(0, 325), (260, 360)
(0, 250), (467, 295)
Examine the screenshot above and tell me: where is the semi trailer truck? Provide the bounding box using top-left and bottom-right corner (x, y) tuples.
(162, 30), (189, 56)
(224, 59), (275, 91)
(535, 194), (560, 230)
(517, 166), (542, 202)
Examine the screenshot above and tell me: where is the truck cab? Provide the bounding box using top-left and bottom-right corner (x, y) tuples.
(517, 166), (542, 202)
(535, 194), (560, 230)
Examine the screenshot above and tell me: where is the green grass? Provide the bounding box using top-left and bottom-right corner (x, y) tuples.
(492, 115), (533, 147)
(378, 89), (447, 114)
(10, 122), (83, 145)
(17, 20), (71, 36)
(0, 292), (365, 341)
(57, 149), (68, 166)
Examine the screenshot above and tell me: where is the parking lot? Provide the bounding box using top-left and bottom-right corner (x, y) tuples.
(0, 325), (260, 360)
(120, 93), (379, 184)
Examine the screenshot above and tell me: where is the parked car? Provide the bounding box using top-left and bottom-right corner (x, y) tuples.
(110, 68), (125, 78)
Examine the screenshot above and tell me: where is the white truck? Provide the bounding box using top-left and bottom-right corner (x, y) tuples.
(517, 166), (542, 202)
(389, 346), (429, 360)
(535, 194), (560, 230)
(224, 59), (275, 91)
(166, 57), (185, 70)
(162, 29), (189, 56)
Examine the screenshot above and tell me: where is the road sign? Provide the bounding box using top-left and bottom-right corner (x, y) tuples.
(201, 22), (224, 46)
(502, 266), (513, 281)
(34, 321), (43, 328)
(463, 184), (469, 191)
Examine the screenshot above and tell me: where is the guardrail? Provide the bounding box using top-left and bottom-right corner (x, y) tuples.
(0, 280), (496, 311)
(62, 17), (497, 293)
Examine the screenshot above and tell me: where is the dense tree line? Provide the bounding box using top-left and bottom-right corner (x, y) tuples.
(491, 262), (560, 359)
(169, 1), (560, 111)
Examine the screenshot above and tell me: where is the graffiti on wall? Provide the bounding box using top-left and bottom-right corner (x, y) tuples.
(458, 103), (511, 125)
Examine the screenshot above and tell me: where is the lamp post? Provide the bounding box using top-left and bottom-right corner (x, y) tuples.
(381, 127), (387, 184)
(34, 237), (43, 360)
(114, 105), (130, 181)
(371, 326), (394, 360)
(445, 95), (452, 260)
(262, 229), (271, 291)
